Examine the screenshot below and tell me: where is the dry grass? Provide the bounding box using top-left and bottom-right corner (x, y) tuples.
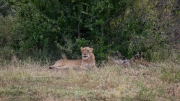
(0, 60), (180, 101)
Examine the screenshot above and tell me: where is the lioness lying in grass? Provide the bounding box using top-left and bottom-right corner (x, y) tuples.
(108, 52), (150, 67)
(49, 47), (97, 70)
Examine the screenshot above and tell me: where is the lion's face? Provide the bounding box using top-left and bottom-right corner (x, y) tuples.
(81, 47), (93, 60)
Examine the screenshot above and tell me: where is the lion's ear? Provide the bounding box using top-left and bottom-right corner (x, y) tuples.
(80, 47), (83, 51)
(90, 48), (93, 52)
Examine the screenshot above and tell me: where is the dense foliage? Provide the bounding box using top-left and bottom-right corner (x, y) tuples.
(0, 0), (180, 62)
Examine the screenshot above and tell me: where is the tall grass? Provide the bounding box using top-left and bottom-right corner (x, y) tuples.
(0, 60), (180, 101)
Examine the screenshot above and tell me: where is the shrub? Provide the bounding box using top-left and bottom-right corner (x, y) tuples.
(7, 0), (180, 62)
(0, 15), (16, 63)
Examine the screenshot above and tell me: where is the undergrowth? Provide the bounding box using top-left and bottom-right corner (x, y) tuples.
(0, 60), (180, 101)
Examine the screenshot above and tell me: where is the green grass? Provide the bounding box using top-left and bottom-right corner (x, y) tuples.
(0, 61), (180, 101)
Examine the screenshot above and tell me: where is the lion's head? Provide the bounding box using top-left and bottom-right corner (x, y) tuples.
(81, 47), (93, 60)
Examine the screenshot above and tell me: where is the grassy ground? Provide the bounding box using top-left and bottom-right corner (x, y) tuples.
(0, 60), (180, 101)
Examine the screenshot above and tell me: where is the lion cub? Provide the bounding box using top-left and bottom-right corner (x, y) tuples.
(49, 47), (97, 70)
(80, 47), (97, 69)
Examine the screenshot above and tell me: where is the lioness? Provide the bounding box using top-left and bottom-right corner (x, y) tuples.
(49, 47), (97, 70)
(108, 52), (150, 67)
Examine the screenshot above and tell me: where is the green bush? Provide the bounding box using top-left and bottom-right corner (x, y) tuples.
(9, 0), (134, 61)
(0, 15), (16, 63)
(6, 0), (180, 62)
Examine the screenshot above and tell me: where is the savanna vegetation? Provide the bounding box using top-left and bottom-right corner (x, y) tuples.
(0, 0), (180, 100)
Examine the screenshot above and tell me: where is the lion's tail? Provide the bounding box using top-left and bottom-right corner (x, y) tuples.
(61, 53), (67, 59)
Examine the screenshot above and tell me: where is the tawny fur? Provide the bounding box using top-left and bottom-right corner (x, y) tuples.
(108, 52), (150, 67)
(49, 47), (97, 70)
(80, 47), (97, 69)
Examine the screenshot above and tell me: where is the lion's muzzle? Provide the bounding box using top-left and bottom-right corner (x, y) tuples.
(82, 54), (89, 60)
